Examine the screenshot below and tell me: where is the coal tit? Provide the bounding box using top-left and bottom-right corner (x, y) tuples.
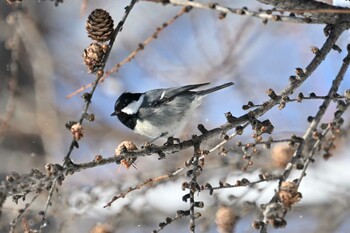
(111, 82), (234, 138)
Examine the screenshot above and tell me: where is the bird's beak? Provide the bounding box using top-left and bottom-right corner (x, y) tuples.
(111, 112), (117, 116)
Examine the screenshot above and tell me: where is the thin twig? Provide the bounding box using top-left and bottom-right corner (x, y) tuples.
(9, 193), (40, 233)
(244, 94), (348, 110)
(38, 178), (57, 233)
(152, 213), (186, 233)
(208, 174), (280, 191)
(64, 0), (138, 164)
(104, 167), (185, 207)
(208, 122), (249, 153)
(256, 0), (350, 24)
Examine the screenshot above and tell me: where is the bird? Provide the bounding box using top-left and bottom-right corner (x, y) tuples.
(111, 82), (234, 139)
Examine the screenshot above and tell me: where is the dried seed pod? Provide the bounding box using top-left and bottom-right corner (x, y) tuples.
(252, 220), (262, 229)
(86, 113), (95, 122)
(225, 112), (236, 123)
(115, 141), (138, 169)
(70, 123), (84, 141)
(176, 210), (190, 217)
(215, 206), (237, 233)
(266, 88), (278, 99)
(218, 12), (227, 20)
(310, 46), (319, 54)
(82, 92), (92, 102)
(86, 9), (114, 42)
(337, 100), (347, 112)
(94, 155), (103, 163)
(83, 42), (106, 73)
(115, 141), (138, 155)
(45, 163), (63, 176)
(295, 67), (305, 77)
(278, 181), (302, 209)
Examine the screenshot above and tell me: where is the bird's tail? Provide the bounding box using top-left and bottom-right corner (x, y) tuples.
(197, 82), (234, 95)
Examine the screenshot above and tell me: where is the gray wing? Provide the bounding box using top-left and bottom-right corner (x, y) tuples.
(137, 83), (210, 130)
(138, 89), (198, 136)
(147, 83), (210, 107)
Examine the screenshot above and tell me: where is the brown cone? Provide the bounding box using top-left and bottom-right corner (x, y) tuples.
(86, 9), (114, 42)
(83, 42), (106, 73)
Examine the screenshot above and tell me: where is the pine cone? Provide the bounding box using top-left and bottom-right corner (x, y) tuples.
(115, 141), (138, 169)
(86, 9), (114, 42)
(83, 42), (108, 73)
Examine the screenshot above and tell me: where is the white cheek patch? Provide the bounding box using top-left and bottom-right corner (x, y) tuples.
(121, 95), (144, 115)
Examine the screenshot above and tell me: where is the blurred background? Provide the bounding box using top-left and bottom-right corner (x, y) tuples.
(0, 0), (350, 232)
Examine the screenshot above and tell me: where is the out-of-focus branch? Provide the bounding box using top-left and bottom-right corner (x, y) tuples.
(207, 174), (280, 191)
(256, 0), (350, 24)
(145, 0), (350, 24)
(0, 22), (18, 140)
(143, 0), (315, 23)
(257, 0), (337, 10)
(12, 10), (61, 158)
(104, 167), (185, 207)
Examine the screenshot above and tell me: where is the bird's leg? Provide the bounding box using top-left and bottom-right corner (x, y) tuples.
(140, 132), (168, 149)
(149, 132), (168, 144)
